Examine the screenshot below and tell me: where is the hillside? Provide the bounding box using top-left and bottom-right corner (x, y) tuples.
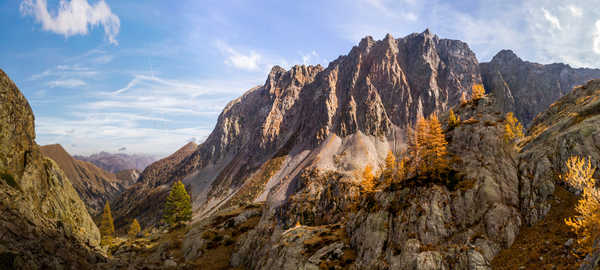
(40, 144), (125, 215)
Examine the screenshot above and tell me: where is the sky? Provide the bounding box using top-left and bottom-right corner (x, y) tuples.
(1, 0), (600, 156)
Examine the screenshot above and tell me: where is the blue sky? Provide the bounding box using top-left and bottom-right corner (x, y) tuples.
(1, 0), (600, 156)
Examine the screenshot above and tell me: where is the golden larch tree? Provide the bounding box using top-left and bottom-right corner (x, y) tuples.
(383, 151), (396, 184)
(460, 91), (468, 104)
(448, 109), (460, 128)
(471, 84), (486, 100)
(504, 112), (524, 143)
(100, 202), (115, 245)
(426, 113), (449, 175)
(128, 218), (141, 239)
(561, 156), (600, 254)
(361, 164), (376, 192)
(395, 156), (409, 182)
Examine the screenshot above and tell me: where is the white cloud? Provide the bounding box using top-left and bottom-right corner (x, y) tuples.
(542, 8), (562, 30)
(46, 78), (86, 88)
(567, 5), (583, 17)
(301, 51), (319, 65)
(594, 21), (600, 54)
(215, 40), (262, 71)
(20, 0), (120, 45)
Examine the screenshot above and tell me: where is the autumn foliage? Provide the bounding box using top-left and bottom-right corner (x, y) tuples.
(128, 218), (141, 239)
(410, 113), (449, 177)
(448, 109), (460, 128)
(100, 202), (115, 245)
(561, 156), (600, 255)
(471, 84), (486, 100)
(361, 164), (376, 192)
(503, 112), (524, 143)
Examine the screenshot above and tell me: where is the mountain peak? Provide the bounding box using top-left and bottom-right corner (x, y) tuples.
(491, 49), (522, 64)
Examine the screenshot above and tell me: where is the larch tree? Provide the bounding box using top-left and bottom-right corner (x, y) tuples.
(383, 151), (396, 184)
(361, 164), (376, 192)
(395, 156), (409, 182)
(471, 84), (486, 100)
(460, 91), (468, 105)
(411, 115), (429, 175)
(128, 218), (141, 239)
(448, 109), (460, 128)
(163, 180), (193, 227)
(426, 113), (449, 175)
(99, 202), (115, 245)
(504, 112), (524, 143)
(561, 156), (600, 255)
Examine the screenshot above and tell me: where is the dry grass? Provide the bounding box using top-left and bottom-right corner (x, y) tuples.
(491, 186), (580, 269)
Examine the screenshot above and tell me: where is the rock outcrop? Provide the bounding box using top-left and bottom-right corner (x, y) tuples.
(115, 168), (140, 187)
(480, 50), (600, 126)
(0, 69), (103, 268)
(75, 151), (157, 173)
(41, 144), (124, 215)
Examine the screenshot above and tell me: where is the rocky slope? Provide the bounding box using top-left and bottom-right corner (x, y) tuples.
(480, 50), (600, 126)
(40, 144), (125, 215)
(75, 151), (157, 173)
(0, 69), (103, 268)
(115, 168), (140, 187)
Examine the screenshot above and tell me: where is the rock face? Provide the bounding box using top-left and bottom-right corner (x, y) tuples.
(115, 168), (140, 187)
(480, 50), (600, 126)
(0, 69), (103, 268)
(75, 151), (157, 173)
(113, 30), (484, 228)
(41, 144), (125, 215)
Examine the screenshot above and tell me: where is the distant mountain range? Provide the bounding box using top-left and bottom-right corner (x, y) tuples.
(74, 152), (157, 173)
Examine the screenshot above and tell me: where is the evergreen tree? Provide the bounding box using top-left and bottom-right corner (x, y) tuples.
(100, 202), (115, 245)
(471, 84), (486, 100)
(383, 151), (396, 184)
(128, 218), (141, 239)
(361, 164), (376, 192)
(448, 109), (460, 128)
(163, 180), (193, 227)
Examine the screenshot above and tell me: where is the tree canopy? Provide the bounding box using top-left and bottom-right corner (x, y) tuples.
(163, 180), (193, 227)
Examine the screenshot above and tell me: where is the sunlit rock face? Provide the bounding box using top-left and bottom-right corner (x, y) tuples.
(0, 68), (104, 269)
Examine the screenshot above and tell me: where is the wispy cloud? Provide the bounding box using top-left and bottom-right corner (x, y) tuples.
(46, 78), (86, 88)
(20, 0), (120, 44)
(542, 8), (562, 30)
(594, 21), (600, 54)
(215, 40), (262, 71)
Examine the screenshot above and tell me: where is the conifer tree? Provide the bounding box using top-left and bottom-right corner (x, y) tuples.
(361, 164), (376, 192)
(128, 219), (141, 239)
(411, 115), (429, 174)
(395, 156), (409, 182)
(426, 113), (449, 175)
(163, 180), (193, 227)
(561, 156), (600, 254)
(383, 151), (396, 184)
(100, 202), (115, 245)
(448, 109), (460, 128)
(504, 112), (524, 143)
(471, 84), (486, 100)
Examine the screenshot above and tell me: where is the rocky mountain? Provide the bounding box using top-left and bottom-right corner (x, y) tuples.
(74, 151), (157, 173)
(0, 69), (104, 268)
(40, 144), (126, 215)
(480, 49), (600, 126)
(115, 168), (140, 187)
(111, 30), (484, 229)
